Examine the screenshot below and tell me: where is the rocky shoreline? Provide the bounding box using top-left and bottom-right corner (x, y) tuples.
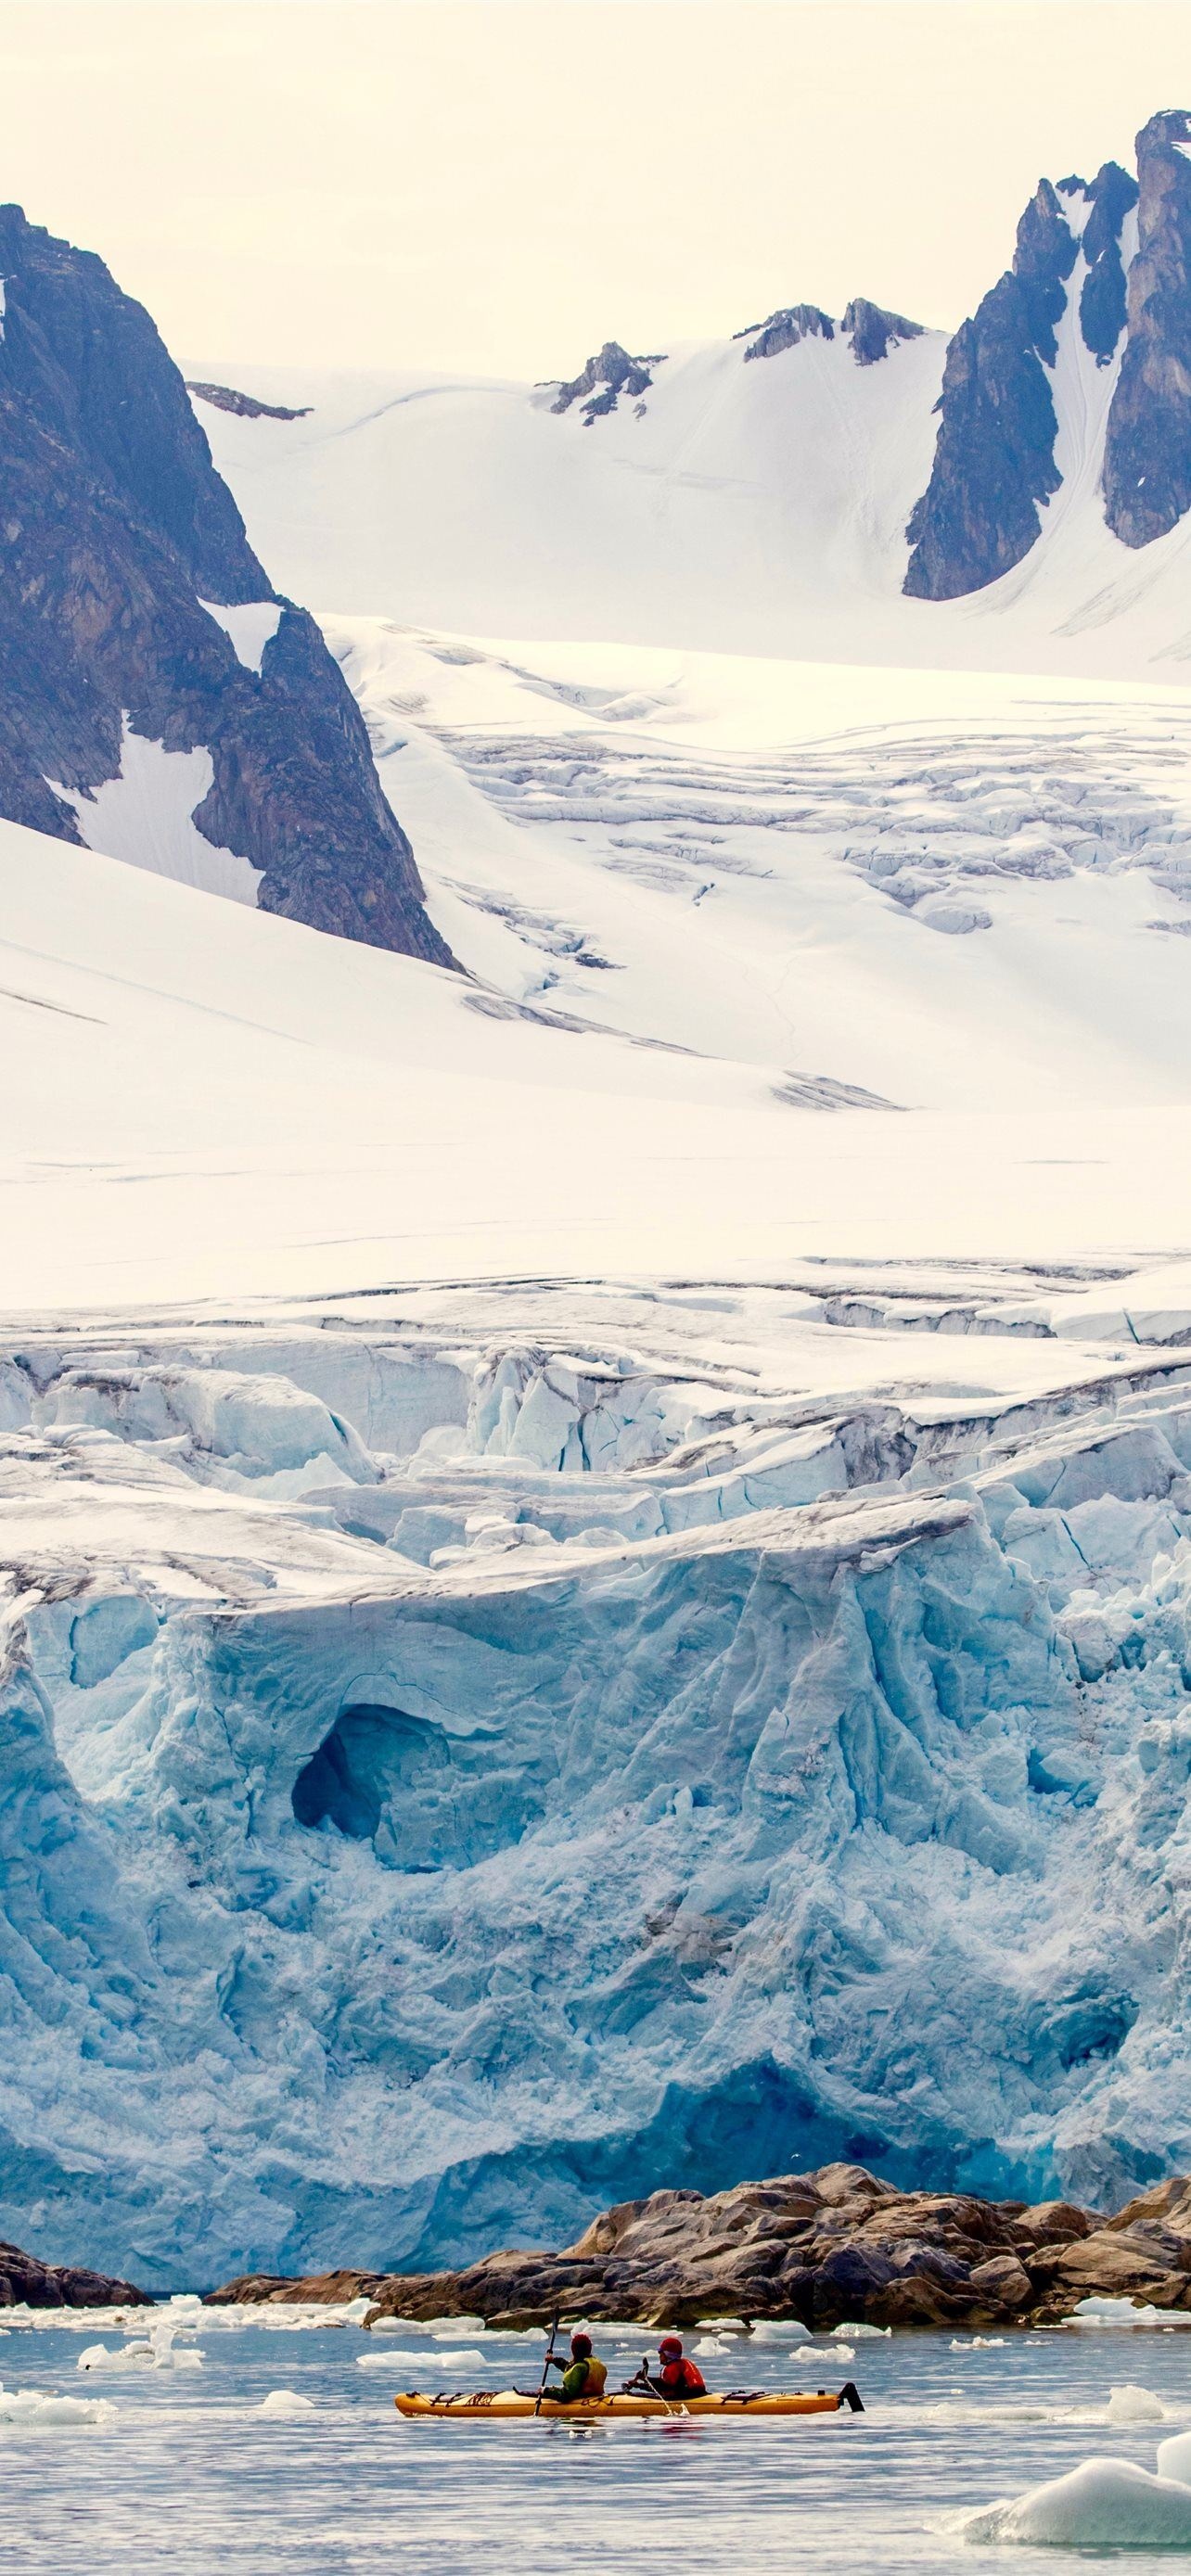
(206, 2163), (1191, 2331)
(0, 2241), (152, 2309)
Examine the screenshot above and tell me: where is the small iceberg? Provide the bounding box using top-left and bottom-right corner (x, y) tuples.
(1107, 2381), (1166, 2424)
(960, 2458), (1191, 2547)
(1069, 2295), (1191, 2329)
(78, 2321), (203, 2374)
(259, 2391), (317, 2417)
(957, 2412), (1191, 2545)
(0, 2384), (117, 2429)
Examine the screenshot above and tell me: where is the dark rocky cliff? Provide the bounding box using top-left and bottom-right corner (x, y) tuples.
(1103, 110), (1191, 545)
(1078, 160), (1138, 363)
(739, 304), (836, 361)
(841, 299), (924, 365)
(0, 204), (451, 963)
(903, 158), (1138, 600)
(550, 341), (664, 422)
(903, 180), (1078, 600)
(0, 2238), (152, 2307)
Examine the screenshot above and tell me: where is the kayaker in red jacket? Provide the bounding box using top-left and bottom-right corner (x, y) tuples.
(648, 2335), (707, 2397)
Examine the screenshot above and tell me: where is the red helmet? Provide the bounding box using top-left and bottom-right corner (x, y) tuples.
(658, 2336), (683, 2357)
(570, 2332), (593, 2357)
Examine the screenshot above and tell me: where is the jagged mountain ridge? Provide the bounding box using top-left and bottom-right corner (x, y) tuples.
(197, 106), (1191, 673)
(0, 203), (449, 962)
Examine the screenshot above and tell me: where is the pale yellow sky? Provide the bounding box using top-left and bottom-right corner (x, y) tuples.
(4, 3), (1191, 378)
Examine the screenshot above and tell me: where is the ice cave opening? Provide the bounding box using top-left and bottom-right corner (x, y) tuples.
(290, 1704), (448, 1847)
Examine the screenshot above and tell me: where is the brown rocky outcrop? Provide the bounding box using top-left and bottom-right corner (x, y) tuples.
(203, 2164), (1191, 2332)
(0, 2240), (152, 2308)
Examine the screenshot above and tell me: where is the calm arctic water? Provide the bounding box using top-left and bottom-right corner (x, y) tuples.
(4, 2313), (1191, 2570)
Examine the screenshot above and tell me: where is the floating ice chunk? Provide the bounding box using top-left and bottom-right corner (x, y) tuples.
(811, 2343), (856, 2362)
(1157, 2429), (1191, 2486)
(259, 2390), (317, 2416)
(958, 2457), (1191, 2547)
(835, 2321), (892, 2340)
(78, 2322), (203, 2373)
(693, 2336), (731, 2355)
(1107, 2381), (1166, 2423)
(740, 2320), (813, 2343)
(1070, 2295), (1191, 2327)
(358, 2347), (484, 2371)
(951, 2336), (1005, 2350)
(77, 2341), (151, 2372)
(0, 2385), (118, 2429)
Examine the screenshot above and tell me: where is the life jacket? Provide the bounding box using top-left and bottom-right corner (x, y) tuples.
(583, 2355), (608, 2397)
(660, 2355), (707, 2396)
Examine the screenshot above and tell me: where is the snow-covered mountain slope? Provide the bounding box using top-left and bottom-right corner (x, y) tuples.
(191, 324), (1191, 681)
(188, 111), (1191, 682)
(5, 640), (1191, 1312)
(189, 325), (946, 665)
(338, 625), (1191, 1123)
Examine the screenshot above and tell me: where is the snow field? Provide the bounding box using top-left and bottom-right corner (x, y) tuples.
(190, 291), (1191, 682)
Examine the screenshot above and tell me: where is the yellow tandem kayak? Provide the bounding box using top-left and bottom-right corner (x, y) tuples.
(394, 2381), (864, 2421)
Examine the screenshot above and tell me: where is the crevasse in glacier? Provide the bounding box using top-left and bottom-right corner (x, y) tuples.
(3, 1269), (1191, 2289)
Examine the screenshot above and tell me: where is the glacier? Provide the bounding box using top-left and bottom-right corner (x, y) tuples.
(6, 1270), (1191, 2290)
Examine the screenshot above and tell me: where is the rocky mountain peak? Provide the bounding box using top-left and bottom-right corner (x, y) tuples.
(550, 340), (664, 423)
(903, 172), (1079, 599)
(0, 204), (451, 963)
(1103, 110), (1191, 545)
(738, 303), (835, 361)
(1077, 161), (1139, 363)
(840, 299), (924, 365)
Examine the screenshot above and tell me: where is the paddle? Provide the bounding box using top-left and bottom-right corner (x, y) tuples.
(622, 2355), (680, 2414)
(533, 2313), (561, 2417)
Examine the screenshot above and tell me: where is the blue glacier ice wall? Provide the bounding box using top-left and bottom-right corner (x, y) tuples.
(3, 1319), (1191, 2288)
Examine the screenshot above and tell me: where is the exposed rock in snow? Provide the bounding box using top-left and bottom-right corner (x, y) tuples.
(841, 300), (924, 365)
(903, 178), (1078, 599)
(1075, 161), (1138, 363)
(187, 381), (312, 422)
(1104, 110), (1191, 544)
(0, 200), (448, 963)
(739, 303), (835, 361)
(550, 341), (663, 423)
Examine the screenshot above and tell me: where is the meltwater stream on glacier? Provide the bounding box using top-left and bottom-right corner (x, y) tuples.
(5, 2305), (1191, 2572)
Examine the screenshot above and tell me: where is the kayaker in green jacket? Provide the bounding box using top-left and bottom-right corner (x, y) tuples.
(544, 2331), (608, 2401)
